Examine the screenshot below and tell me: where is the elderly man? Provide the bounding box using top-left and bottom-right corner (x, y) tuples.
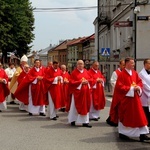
(9, 55), (28, 104)
(139, 58), (150, 127)
(88, 61), (105, 121)
(68, 60), (92, 128)
(112, 57), (150, 142)
(15, 59), (46, 116)
(17, 64), (30, 111)
(60, 64), (70, 112)
(0, 63), (10, 111)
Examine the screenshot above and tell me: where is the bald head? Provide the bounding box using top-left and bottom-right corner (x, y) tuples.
(61, 64), (66, 72)
(77, 60), (84, 70)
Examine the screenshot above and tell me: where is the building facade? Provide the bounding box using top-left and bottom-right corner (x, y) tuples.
(94, 0), (150, 91)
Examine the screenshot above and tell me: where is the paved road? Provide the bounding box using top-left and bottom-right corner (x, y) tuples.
(0, 98), (150, 150)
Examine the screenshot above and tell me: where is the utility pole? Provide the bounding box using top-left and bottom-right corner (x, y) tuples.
(97, 0), (100, 62)
(134, 0), (137, 69)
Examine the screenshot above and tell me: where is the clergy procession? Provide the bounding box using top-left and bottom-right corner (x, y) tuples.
(0, 55), (150, 143)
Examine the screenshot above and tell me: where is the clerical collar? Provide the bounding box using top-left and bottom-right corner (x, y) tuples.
(77, 68), (84, 73)
(145, 69), (150, 75)
(125, 68), (132, 76)
(52, 66), (57, 72)
(35, 67), (40, 72)
(92, 68), (98, 73)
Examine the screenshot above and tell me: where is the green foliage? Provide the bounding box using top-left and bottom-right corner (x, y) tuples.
(0, 0), (35, 60)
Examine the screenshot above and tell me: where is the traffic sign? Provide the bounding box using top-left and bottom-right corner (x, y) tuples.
(101, 48), (110, 56)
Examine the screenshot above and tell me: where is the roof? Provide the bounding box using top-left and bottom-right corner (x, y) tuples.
(53, 39), (77, 51)
(67, 37), (88, 46)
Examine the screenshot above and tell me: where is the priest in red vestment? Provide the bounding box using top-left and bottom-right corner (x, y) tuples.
(106, 59), (125, 127)
(0, 63), (10, 111)
(17, 64), (30, 111)
(60, 64), (70, 112)
(14, 59), (46, 116)
(44, 60), (63, 120)
(112, 57), (150, 142)
(88, 61), (105, 121)
(68, 60), (92, 128)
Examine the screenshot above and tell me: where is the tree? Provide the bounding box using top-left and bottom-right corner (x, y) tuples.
(0, 0), (35, 63)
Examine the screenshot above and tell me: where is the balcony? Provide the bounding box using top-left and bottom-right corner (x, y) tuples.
(98, 11), (111, 27)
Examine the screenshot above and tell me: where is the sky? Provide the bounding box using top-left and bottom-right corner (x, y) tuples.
(29, 0), (97, 51)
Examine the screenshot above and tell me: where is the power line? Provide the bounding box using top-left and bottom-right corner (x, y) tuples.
(32, 4), (133, 13)
(33, 6), (97, 12)
(33, 2), (150, 12)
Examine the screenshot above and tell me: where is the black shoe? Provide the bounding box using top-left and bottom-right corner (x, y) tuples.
(98, 117), (100, 120)
(140, 134), (150, 142)
(60, 108), (66, 112)
(40, 112), (46, 116)
(51, 117), (57, 121)
(90, 118), (98, 121)
(71, 121), (75, 126)
(29, 113), (33, 116)
(0, 110), (2, 112)
(106, 116), (118, 127)
(119, 133), (130, 140)
(82, 123), (92, 128)
(56, 115), (59, 118)
(9, 101), (16, 104)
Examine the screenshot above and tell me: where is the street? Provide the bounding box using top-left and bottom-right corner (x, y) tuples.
(0, 97), (150, 150)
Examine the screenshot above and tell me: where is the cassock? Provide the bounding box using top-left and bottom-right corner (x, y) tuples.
(44, 66), (63, 119)
(88, 68), (105, 120)
(112, 68), (149, 137)
(68, 68), (92, 124)
(139, 68), (150, 126)
(0, 68), (10, 110)
(14, 67), (46, 114)
(61, 71), (70, 110)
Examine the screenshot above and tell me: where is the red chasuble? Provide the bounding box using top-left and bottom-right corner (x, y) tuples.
(17, 71), (27, 85)
(69, 68), (92, 115)
(61, 72), (70, 108)
(109, 69), (122, 123)
(88, 68), (106, 110)
(14, 67), (46, 105)
(0, 69), (10, 102)
(111, 69), (148, 127)
(44, 67), (63, 109)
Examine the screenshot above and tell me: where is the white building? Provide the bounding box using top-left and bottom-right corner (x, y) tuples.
(94, 0), (150, 91)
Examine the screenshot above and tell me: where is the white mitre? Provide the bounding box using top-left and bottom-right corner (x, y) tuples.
(20, 55), (28, 62)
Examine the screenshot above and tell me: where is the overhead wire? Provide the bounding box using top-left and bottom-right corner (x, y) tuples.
(33, 3), (133, 12)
